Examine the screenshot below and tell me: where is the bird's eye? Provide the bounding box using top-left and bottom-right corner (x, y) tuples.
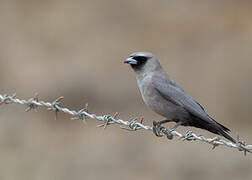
(128, 56), (148, 70)
(133, 56), (148, 62)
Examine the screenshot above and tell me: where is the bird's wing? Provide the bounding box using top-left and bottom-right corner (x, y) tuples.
(152, 75), (213, 123)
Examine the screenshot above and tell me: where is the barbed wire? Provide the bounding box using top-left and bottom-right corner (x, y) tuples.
(0, 93), (251, 155)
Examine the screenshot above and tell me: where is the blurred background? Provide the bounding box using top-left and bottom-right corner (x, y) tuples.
(0, 0), (252, 179)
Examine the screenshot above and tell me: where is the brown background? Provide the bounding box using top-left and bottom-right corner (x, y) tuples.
(0, 0), (252, 179)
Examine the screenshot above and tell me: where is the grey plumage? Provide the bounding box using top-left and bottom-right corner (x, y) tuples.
(124, 52), (236, 143)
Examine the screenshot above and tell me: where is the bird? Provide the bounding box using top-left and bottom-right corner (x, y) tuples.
(124, 52), (236, 143)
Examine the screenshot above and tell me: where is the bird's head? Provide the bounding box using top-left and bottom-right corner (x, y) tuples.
(124, 52), (161, 74)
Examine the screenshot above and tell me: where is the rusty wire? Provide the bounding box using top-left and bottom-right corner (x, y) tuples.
(0, 93), (251, 155)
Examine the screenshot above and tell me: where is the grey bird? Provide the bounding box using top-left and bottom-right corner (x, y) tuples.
(124, 52), (236, 143)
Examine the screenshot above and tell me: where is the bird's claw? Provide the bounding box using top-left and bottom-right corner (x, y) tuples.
(165, 128), (174, 140)
(152, 120), (163, 137)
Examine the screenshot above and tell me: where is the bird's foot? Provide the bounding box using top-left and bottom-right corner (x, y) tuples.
(165, 128), (174, 140)
(152, 120), (164, 137)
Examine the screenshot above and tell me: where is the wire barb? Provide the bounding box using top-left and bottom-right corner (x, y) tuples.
(47, 96), (64, 120)
(0, 93), (16, 105)
(70, 109), (87, 123)
(70, 103), (89, 123)
(208, 137), (221, 150)
(120, 117), (142, 131)
(97, 114), (116, 129)
(236, 135), (252, 156)
(25, 93), (39, 112)
(181, 130), (196, 141)
(0, 93), (251, 155)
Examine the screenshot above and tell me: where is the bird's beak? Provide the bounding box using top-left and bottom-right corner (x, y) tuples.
(124, 57), (137, 65)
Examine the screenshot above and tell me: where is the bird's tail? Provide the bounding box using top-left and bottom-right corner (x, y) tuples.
(211, 118), (236, 143)
(217, 127), (236, 143)
(190, 115), (236, 143)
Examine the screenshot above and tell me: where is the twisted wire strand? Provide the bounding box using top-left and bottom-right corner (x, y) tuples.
(0, 93), (251, 155)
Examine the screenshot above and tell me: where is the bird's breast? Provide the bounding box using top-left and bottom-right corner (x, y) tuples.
(137, 76), (186, 120)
